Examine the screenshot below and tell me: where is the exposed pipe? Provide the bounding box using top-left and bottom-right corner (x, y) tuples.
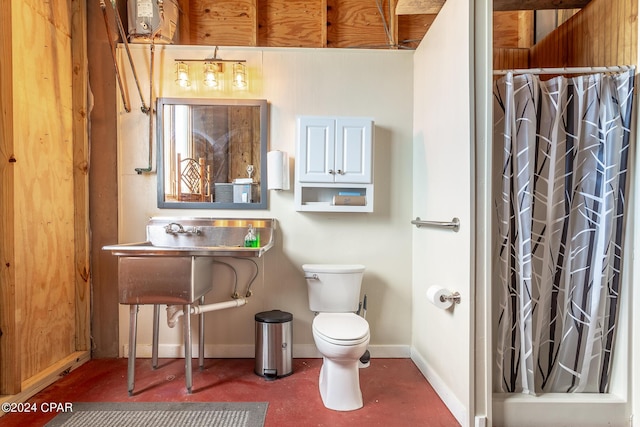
(166, 298), (248, 328)
(99, 0), (131, 112)
(135, 1), (164, 174)
(110, 0), (150, 114)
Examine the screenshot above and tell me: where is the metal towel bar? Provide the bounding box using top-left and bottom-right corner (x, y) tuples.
(411, 217), (460, 232)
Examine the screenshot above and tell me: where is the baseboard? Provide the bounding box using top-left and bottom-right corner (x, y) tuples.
(0, 351), (90, 418)
(411, 347), (467, 427)
(123, 344), (256, 358)
(124, 344), (412, 359)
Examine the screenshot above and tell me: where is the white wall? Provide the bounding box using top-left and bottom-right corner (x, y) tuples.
(115, 45), (415, 359)
(411, 0), (474, 425)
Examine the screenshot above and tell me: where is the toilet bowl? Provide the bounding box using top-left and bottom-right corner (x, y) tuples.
(303, 264), (370, 411)
(312, 313), (370, 411)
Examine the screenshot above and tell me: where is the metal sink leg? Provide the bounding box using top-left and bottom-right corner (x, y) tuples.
(127, 304), (138, 396)
(152, 304), (160, 369)
(184, 303), (192, 393)
(199, 296), (205, 370)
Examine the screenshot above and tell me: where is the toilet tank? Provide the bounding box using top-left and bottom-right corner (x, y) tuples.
(303, 264), (365, 312)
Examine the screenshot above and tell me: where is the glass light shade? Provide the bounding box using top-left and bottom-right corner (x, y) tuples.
(233, 62), (247, 88)
(203, 62), (221, 88)
(175, 62), (191, 87)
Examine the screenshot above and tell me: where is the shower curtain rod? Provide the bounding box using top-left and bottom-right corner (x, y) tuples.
(493, 65), (635, 75)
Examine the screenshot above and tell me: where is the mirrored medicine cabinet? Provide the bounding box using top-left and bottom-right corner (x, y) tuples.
(156, 98), (268, 209)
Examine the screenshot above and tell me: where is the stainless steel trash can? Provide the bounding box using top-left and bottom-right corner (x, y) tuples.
(255, 310), (293, 379)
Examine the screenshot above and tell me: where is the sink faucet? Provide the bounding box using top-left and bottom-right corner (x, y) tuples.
(164, 222), (185, 234)
(165, 222), (201, 235)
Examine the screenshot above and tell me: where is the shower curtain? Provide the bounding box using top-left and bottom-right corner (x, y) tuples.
(493, 69), (635, 394)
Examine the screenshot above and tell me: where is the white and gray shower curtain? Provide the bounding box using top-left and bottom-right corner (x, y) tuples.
(493, 69), (635, 394)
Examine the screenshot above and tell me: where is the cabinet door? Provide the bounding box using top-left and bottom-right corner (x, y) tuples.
(297, 117), (336, 183)
(335, 118), (372, 183)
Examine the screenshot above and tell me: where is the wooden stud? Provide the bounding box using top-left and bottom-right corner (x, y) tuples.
(0, 0), (20, 396)
(517, 11), (534, 48)
(71, 0), (91, 354)
(396, 0), (591, 15)
(177, 0), (191, 44)
(493, 0), (592, 11)
(390, 0), (399, 48)
(322, 0), (328, 48)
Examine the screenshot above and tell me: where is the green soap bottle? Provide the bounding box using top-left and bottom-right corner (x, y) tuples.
(253, 230), (260, 248)
(244, 224), (257, 248)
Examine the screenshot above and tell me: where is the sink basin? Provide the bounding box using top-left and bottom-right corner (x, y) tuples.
(116, 255), (215, 304)
(104, 218), (276, 258)
(103, 217), (277, 304)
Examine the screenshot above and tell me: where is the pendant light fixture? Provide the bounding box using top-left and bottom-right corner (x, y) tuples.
(174, 47), (248, 90)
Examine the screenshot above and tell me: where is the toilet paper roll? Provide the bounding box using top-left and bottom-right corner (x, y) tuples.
(267, 150), (290, 190)
(426, 286), (454, 309)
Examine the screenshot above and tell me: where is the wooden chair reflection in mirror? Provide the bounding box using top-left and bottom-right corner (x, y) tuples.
(177, 154), (211, 202)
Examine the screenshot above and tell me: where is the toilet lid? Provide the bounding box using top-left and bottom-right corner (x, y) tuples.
(302, 264), (365, 274)
(313, 313), (369, 344)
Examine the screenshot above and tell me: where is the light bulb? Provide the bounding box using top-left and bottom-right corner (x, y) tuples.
(175, 62), (190, 88)
(203, 62), (221, 88)
(233, 62), (247, 88)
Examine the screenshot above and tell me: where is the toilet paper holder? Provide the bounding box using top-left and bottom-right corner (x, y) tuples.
(440, 291), (461, 304)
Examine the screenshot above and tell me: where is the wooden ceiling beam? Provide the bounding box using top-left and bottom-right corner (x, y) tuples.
(396, 0), (592, 15)
(494, 0), (592, 11)
(396, 0), (444, 15)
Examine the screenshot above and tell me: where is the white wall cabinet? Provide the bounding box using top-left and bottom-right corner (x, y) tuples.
(295, 116), (374, 212)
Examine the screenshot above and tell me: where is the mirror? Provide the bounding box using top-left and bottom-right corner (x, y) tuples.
(157, 98), (268, 209)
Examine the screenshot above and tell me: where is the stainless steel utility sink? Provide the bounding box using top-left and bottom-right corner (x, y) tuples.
(103, 217), (276, 304)
(103, 217), (277, 395)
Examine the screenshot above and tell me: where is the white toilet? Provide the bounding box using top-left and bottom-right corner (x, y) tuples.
(303, 264), (370, 411)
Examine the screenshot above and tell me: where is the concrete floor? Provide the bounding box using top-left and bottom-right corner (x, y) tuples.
(0, 358), (459, 426)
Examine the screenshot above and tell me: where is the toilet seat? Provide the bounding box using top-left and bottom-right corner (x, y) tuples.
(313, 313), (369, 346)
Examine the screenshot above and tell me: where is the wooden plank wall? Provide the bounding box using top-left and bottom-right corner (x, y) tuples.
(257, 0), (328, 47)
(183, 0), (432, 49)
(530, 0), (638, 67)
(228, 106), (261, 181)
(2, 0), (81, 388)
(493, 11), (533, 71)
(189, 0), (258, 46)
(16, 0), (77, 382)
(494, 48), (530, 71)
(326, 0), (396, 48)
(398, 14), (437, 49)
(494, 11), (534, 48)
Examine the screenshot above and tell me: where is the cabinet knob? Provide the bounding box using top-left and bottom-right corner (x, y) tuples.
(337, 169), (344, 175)
(329, 169), (335, 175)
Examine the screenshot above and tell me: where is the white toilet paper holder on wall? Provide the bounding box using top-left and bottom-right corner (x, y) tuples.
(440, 291), (461, 304)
